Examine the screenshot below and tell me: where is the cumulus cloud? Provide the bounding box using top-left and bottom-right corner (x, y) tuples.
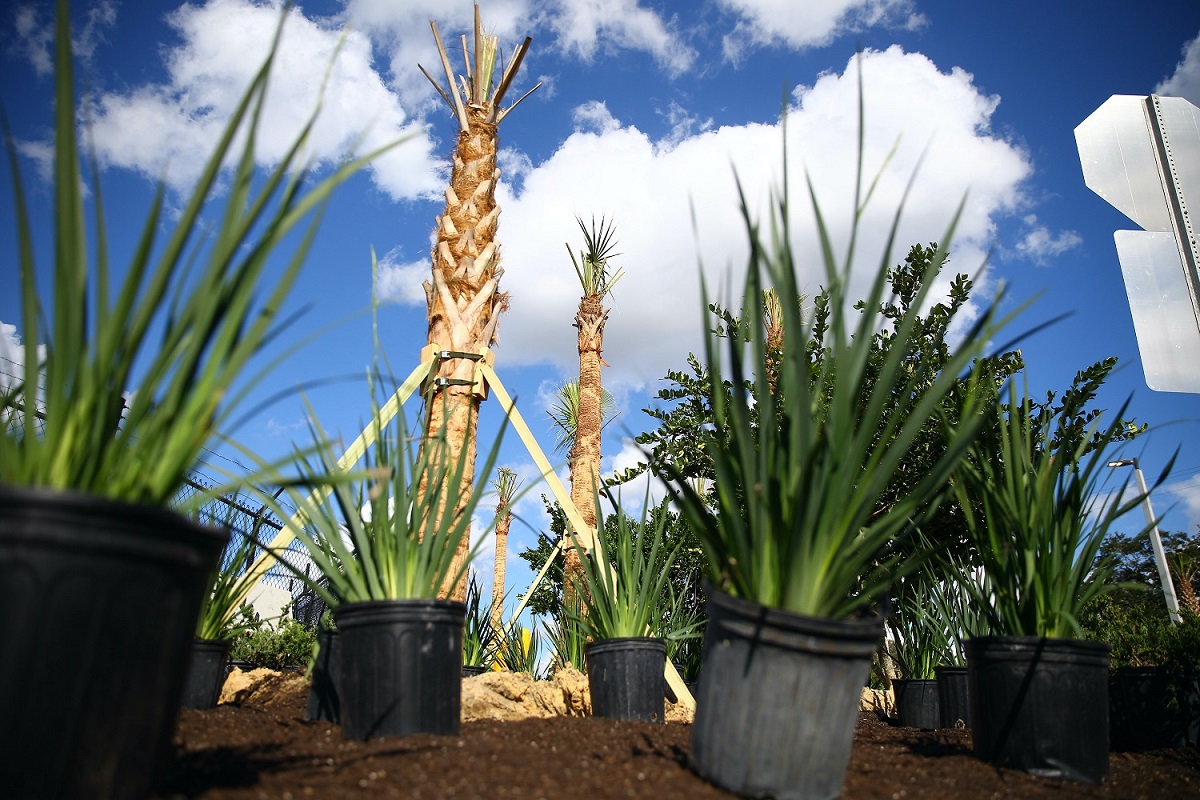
(0, 321), (46, 427)
(12, 0), (116, 76)
(1163, 473), (1200, 529)
(544, 0), (696, 77)
(377, 246), (430, 305)
(1013, 214), (1083, 266)
(343, 0), (692, 107)
(719, 0), (925, 62)
(444, 46), (1031, 391)
(1155, 30), (1200, 104)
(86, 0), (439, 200)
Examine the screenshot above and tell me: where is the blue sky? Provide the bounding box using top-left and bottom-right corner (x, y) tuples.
(3, 0), (1200, 614)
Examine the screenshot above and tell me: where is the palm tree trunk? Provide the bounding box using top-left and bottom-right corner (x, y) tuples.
(564, 293), (607, 611)
(419, 9), (535, 602)
(490, 470), (517, 629)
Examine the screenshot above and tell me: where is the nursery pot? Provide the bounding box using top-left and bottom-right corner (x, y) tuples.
(461, 664), (487, 678)
(690, 583), (883, 800)
(306, 629), (341, 723)
(892, 678), (940, 729)
(935, 665), (973, 729)
(182, 638), (232, 709)
(0, 486), (227, 800)
(967, 636), (1110, 783)
(334, 599), (465, 740)
(586, 637), (667, 722)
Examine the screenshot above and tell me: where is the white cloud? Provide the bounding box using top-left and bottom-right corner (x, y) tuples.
(719, 0), (924, 62)
(544, 0), (696, 77)
(377, 247), (430, 305)
(1164, 474), (1200, 529)
(0, 321), (45, 426)
(343, 0), (692, 106)
(86, 0), (439, 200)
(1155, 30), (1200, 105)
(12, 5), (53, 77)
(444, 46), (1030, 390)
(12, 0), (116, 76)
(1013, 214), (1082, 266)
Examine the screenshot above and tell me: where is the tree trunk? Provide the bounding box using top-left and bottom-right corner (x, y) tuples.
(422, 111), (508, 603)
(491, 498), (511, 630)
(564, 293), (607, 612)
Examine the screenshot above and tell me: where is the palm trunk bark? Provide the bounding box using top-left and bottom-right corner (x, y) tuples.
(491, 493), (512, 629)
(419, 9), (534, 602)
(564, 293), (607, 612)
(423, 113), (507, 602)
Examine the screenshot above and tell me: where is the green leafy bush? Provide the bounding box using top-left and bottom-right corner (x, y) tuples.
(229, 616), (318, 671)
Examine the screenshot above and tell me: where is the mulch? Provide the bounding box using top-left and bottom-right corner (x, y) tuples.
(156, 677), (1200, 799)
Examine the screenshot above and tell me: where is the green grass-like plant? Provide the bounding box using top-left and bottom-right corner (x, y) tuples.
(953, 377), (1160, 639)
(570, 492), (681, 640)
(495, 621), (543, 676)
(463, 572), (499, 669)
(262, 384), (508, 605)
(547, 613), (589, 674)
(196, 530), (270, 640)
(1, 0), (396, 506)
(666, 121), (1012, 619)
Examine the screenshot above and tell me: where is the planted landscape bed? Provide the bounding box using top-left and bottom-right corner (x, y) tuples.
(156, 674), (1200, 800)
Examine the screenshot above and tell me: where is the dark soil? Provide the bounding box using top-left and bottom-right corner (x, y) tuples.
(157, 679), (1200, 800)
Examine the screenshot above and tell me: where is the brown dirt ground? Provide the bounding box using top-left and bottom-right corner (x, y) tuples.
(156, 676), (1200, 800)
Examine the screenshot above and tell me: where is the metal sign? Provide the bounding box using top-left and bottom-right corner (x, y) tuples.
(1075, 95), (1200, 393)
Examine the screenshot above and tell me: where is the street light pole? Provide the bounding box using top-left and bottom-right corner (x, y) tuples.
(1108, 458), (1183, 624)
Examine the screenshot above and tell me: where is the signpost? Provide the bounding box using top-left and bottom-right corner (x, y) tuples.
(1075, 95), (1200, 393)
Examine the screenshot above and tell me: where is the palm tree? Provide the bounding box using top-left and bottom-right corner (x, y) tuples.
(563, 216), (623, 610)
(489, 467), (520, 629)
(418, 6), (537, 601)
(547, 381), (618, 456)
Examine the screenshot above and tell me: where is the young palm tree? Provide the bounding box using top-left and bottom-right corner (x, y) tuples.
(563, 216), (624, 610)
(418, 6), (537, 601)
(489, 467), (520, 629)
(547, 381), (618, 456)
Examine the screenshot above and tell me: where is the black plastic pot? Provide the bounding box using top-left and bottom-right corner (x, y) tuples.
(935, 665), (972, 729)
(1109, 666), (1200, 750)
(182, 638), (232, 709)
(0, 486), (226, 800)
(306, 630), (340, 723)
(334, 599), (465, 740)
(690, 583), (883, 800)
(586, 637), (667, 722)
(967, 636), (1110, 783)
(461, 664), (487, 678)
(892, 678), (940, 729)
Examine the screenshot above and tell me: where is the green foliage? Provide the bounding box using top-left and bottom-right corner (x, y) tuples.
(654, 583), (705, 681)
(517, 495), (705, 622)
(664, 153), (1014, 618)
(547, 382), (618, 455)
(463, 573), (498, 669)
(0, 0), (395, 505)
(547, 614), (588, 674)
(495, 622), (543, 677)
(258, 376), (508, 605)
(884, 559), (974, 678)
(1082, 592), (1174, 668)
(953, 375), (1164, 638)
(229, 616), (319, 671)
(569, 492), (681, 640)
(195, 531), (269, 640)
(567, 215), (624, 298)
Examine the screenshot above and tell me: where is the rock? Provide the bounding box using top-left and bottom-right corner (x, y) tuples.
(461, 667), (697, 724)
(461, 668), (592, 722)
(219, 667), (306, 709)
(860, 686), (894, 716)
